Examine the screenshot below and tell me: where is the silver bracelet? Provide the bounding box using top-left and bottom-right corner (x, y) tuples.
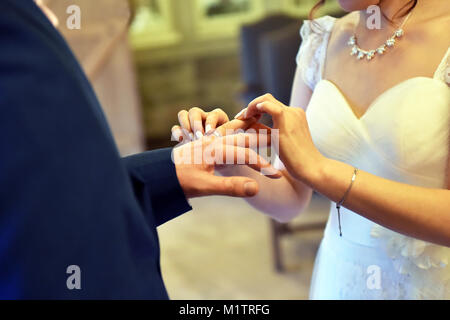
(336, 168), (359, 237)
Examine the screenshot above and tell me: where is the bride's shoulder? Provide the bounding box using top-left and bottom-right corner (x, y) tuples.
(328, 11), (358, 41)
(334, 11), (358, 27)
(296, 12), (357, 90)
(300, 12), (357, 47)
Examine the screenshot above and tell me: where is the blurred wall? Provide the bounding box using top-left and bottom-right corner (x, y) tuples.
(48, 0), (145, 156)
(46, 0), (343, 151)
(130, 0), (343, 148)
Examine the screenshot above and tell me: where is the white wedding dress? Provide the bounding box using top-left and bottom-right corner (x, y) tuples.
(287, 16), (450, 299)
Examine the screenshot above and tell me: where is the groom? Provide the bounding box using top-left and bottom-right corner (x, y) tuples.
(0, 0), (274, 299)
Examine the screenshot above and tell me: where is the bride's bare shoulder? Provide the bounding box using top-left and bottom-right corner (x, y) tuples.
(324, 11), (359, 55)
(331, 11), (358, 40)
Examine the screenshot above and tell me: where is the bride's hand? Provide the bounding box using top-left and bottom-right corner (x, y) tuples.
(171, 107), (230, 142)
(171, 107), (264, 143)
(236, 94), (326, 183)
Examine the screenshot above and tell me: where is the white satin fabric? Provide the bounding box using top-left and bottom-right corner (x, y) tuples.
(292, 16), (450, 299)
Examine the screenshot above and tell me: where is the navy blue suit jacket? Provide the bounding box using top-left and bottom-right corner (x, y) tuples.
(0, 0), (192, 299)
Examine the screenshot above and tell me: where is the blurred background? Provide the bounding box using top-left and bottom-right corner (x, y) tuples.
(48, 0), (345, 299)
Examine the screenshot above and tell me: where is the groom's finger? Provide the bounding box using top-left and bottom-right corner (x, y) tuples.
(218, 132), (272, 148)
(214, 117), (263, 137)
(205, 175), (259, 197)
(216, 146), (282, 179)
(248, 122), (272, 133)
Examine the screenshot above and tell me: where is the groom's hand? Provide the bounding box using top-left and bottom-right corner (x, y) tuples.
(173, 134), (281, 199)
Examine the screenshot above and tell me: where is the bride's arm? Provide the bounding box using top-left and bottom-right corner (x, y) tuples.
(307, 156), (450, 246)
(217, 166), (313, 222)
(220, 68), (315, 222)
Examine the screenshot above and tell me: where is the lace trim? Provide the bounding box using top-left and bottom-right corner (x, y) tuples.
(296, 16), (336, 91)
(371, 226), (449, 271)
(433, 47), (450, 85)
(371, 225), (450, 298)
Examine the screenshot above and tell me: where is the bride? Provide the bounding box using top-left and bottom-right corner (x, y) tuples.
(171, 0), (450, 299)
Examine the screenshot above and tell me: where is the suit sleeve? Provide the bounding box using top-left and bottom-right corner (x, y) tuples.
(0, 0), (190, 298)
(123, 149), (192, 226)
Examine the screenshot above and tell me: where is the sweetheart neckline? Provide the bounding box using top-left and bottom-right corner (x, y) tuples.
(316, 16), (449, 120)
(317, 77), (447, 121)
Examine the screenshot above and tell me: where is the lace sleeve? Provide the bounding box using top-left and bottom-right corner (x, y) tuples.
(296, 16), (336, 91)
(433, 48), (450, 86)
(273, 16), (336, 171)
(370, 224), (450, 298)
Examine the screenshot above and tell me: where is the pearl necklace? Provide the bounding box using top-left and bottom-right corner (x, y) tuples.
(348, 11), (413, 61)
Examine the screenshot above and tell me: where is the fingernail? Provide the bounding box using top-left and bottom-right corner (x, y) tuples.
(189, 133), (194, 140)
(205, 124), (212, 134)
(206, 130), (218, 137)
(234, 109), (246, 119)
(171, 132), (179, 142)
(260, 166), (281, 178)
(214, 131), (222, 137)
(244, 181), (258, 196)
(195, 131), (204, 140)
(256, 103), (263, 110)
